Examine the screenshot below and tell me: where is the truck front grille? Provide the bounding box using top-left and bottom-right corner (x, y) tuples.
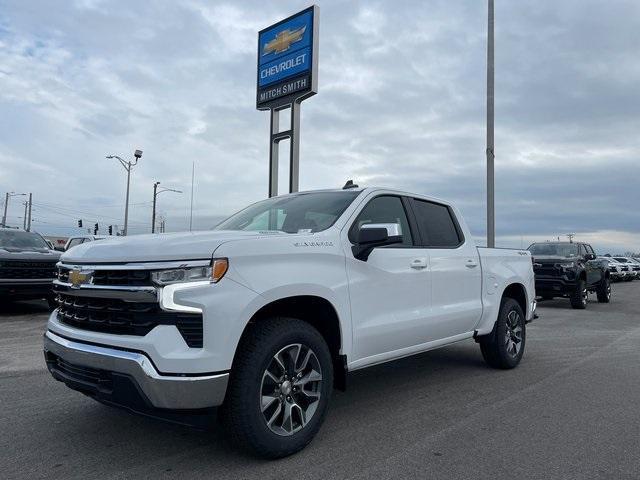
(57, 267), (151, 286)
(55, 293), (203, 348)
(1, 261), (57, 279)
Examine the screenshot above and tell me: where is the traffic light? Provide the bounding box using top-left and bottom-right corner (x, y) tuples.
(108, 225), (113, 235)
(94, 223), (99, 235)
(78, 219), (83, 228)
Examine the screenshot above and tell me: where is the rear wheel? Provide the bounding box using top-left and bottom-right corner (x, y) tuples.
(479, 297), (526, 369)
(220, 317), (333, 458)
(570, 279), (587, 309)
(596, 277), (611, 303)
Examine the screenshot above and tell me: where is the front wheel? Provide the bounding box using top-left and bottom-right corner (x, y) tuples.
(570, 279), (587, 309)
(596, 277), (611, 303)
(220, 317), (333, 458)
(479, 297), (526, 369)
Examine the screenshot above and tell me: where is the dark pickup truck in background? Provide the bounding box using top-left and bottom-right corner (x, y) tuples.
(0, 228), (60, 309)
(528, 241), (610, 309)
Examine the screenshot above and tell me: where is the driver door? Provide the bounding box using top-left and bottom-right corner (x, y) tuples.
(344, 195), (433, 366)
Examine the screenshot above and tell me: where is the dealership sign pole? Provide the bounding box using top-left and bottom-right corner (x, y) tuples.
(257, 5), (319, 197)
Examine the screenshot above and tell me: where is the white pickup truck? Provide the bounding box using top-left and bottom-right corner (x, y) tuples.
(44, 186), (536, 458)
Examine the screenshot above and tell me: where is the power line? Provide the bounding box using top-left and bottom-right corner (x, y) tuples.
(32, 202), (149, 226)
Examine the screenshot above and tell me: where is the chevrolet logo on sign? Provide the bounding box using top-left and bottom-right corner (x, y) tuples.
(262, 26), (306, 55)
(68, 269), (94, 288)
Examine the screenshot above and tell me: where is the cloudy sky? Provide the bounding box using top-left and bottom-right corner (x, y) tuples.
(0, 0), (638, 252)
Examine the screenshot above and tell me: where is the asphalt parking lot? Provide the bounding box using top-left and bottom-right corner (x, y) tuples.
(2, 283), (639, 480)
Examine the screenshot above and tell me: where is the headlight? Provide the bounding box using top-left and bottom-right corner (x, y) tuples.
(151, 259), (228, 285)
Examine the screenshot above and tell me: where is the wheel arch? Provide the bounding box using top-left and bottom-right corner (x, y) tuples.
(501, 282), (527, 315)
(235, 295), (347, 390)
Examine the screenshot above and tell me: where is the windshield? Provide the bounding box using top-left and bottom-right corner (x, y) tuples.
(528, 243), (579, 257)
(215, 191), (360, 233)
(613, 257), (629, 263)
(0, 230), (49, 249)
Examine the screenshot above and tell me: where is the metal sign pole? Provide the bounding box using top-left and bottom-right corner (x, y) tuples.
(289, 101), (301, 193)
(268, 109), (280, 197)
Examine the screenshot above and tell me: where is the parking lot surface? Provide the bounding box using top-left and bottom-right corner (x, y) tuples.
(1, 283), (639, 479)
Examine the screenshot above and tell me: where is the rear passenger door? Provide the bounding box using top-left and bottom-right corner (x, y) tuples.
(408, 198), (483, 338)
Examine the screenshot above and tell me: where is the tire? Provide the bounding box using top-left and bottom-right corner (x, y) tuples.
(596, 277), (611, 303)
(220, 317), (333, 458)
(479, 297), (526, 369)
(569, 279), (587, 309)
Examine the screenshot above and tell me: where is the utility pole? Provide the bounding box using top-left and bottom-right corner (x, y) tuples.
(189, 161), (195, 232)
(151, 182), (181, 233)
(1, 192), (26, 227)
(27, 193), (32, 231)
(106, 149), (143, 236)
(22, 201), (28, 230)
(486, 0), (495, 248)
(567, 233), (575, 243)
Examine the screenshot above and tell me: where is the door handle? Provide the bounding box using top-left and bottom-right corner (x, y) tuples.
(466, 259), (478, 268)
(410, 258), (428, 269)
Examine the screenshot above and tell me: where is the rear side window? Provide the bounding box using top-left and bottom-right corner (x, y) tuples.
(411, 199), (462, 248)
(350, 196), (413, 247)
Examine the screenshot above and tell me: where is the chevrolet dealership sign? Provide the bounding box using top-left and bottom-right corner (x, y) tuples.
(256, 6), (319, 110)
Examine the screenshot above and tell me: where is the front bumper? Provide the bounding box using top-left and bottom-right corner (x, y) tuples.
(0, 278), (54, 298)
(44, 330), (229, 411)
(534, 275), (576, 295)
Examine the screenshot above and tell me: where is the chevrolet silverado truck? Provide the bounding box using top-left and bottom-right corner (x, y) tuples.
(1, 228), (60, 308)
(44, 187), (536, 458)
(528, 241), (610, 308)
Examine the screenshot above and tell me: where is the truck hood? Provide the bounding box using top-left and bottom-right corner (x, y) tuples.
(0, 247), (61, 262)
(60, 230), (285, 264)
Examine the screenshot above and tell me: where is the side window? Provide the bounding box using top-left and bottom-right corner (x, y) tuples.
(411, 199), (462, 248)
(350, 196), (413, 247)
(579, 244), (587, 256)
(586, 245), (595, 255)
(67, 238), (83, 248)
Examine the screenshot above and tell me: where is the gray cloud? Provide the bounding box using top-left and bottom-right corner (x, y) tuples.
(0, 0), (638, 253)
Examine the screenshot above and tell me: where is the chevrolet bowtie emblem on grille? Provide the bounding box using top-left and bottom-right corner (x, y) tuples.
(262, 26), (306, 55)
(68, 269), (94, 288)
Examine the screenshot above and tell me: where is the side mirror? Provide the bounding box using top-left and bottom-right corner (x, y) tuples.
(585, 253), (596, 261)
(352, 223), (403, 261)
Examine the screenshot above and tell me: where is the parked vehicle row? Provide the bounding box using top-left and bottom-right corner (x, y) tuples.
(607, 256), (640, 281)
(0, 227), (60, 308)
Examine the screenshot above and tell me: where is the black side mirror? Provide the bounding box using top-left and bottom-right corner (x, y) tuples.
(585, 253), (596, 261)
(352, 223), (403, 261)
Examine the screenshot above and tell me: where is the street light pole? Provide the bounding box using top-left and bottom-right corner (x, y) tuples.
(107, 149), (142, 236)
(151, 182), (182, 233)
(152, 182), (160, 234)
(486, 0), (495, 248)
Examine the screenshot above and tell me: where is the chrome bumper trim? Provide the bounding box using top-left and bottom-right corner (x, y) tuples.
(53, 279), (158, 302)
(44, 330), (228, 409)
